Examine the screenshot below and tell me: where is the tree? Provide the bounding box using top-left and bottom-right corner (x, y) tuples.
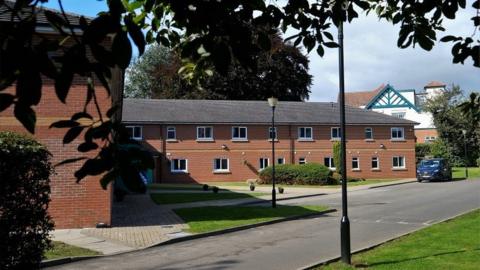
(126, 35), (313, 101)
(424, 86), (479, 166)
(0, 0), (477, 188)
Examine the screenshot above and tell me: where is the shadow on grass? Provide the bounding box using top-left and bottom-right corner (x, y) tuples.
(150, 190), (267, 205)
(355, 249), (477, 268)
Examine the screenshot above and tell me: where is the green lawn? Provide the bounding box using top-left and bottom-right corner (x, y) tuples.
(453, 167), (480, 179)
(174, 205), (329, 233)
(44, 241), (100, 260)
(317, 209), (480, 270)
(150, 192), (267, 205)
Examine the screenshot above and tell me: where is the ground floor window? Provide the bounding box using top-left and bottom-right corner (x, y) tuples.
(392, 156), (405, 168)
(259, 158), (269, 170)
(299, 157), (307, 165)
(324, 157), (335, 169)
(214, 158), (229, 172)
(371, 157), (379, 169)
(352, 157), (359, 170)
(171, 159), (187, 173)
(277, 157), (285, 164)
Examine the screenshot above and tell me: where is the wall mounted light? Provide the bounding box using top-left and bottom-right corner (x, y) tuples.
(221, 144), (228, 150)
(379, 144), (385, 149)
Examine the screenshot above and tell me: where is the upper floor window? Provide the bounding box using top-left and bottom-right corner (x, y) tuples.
(331, 127), (341, 139)
(299, 157), (307, 165)
(324, 157), (335, 169)
(259, 158), (269, 170)
(214, 158), (229, 172)
(167, 126), (176, 140)
(352, 157), (360, 170)
(298, 127), (313, 140)
(197, 126), (213, 140)
(269, 127), (277, 140)
(365, 127), (373, 140)
(171, 159), (187, 173)
(126, 126), (142, 140)
(391, 127), (405, 140)
(391, 112), (406, 118)
(232, 126), (247, 140)
(392, 156), (405, 169)
(425, 136), (436, 142)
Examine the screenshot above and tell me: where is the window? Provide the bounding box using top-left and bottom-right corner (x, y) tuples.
(391, 127), (405, 140)
(126, 126), (142, 140)
(393, 156), (405, 168)
(232, 126), (248, 140)
(298, 157), (306, 164)
(167, 126), (176, 140)
(352, 157), (359, 170)
(365, 127), (373, 140)
(259, 158), (269, 170)
(214, 158), (229, 172)
(425, 136), (436, 142)
(197, 126), (213, 140)
(371, 157), (379, 169)
(269, 127), (277, 140)
(298, 127), (313, 140)
(331, 127), (341, 139)
(324, 157), (335, 169)
(391, 112), (406, 118)
(171, 159), (187, 173)
(277, 157), (285, 165)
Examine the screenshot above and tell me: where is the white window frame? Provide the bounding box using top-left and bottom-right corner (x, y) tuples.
(352, 157), (360, 170)
(371, 157), (380, 170)
(365, 127), (373, 140)
(126, 126), (142, 140)
(391, 112), (406, 119)
(259, 158), (269, 170)
(298, 127), (313, 140)
(331, 127), (341, 140)
(197, 126), (213, 140)
(298, 157), (307, 165)
(392, 156), (406, 169)
(324, 157), (335, 170)
(269, 127), (278, 140)
(213, 158), (229, 172)
(170, 158), (188, 173)
(166, 126), (176, 140)
(391, 127), (405, 140)
(277, 157), (285, 165)
(232, 126), (248, 140)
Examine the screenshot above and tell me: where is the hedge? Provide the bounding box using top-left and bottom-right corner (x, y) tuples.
(0, 132), (54, 269)
(258, 163), (332, 185)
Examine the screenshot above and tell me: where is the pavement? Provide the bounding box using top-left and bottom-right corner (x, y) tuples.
(51, 178), (415, 255)
(46, 179), (480, 269)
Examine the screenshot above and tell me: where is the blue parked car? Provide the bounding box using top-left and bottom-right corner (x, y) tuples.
(417, 158), (452, 182)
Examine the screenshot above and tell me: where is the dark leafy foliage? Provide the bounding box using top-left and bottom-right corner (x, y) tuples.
(0, 132), (54, 270)
(258, 163), (332, 185)
(0, 0), (477, 189)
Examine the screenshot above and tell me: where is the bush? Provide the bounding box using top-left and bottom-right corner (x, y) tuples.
(258, 163), (332, 185)
(477, 157), (480, 167)
(330, 172), (365, 184)
(0, 132), (54, 269)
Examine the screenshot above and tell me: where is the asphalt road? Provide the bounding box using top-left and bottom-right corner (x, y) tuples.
(47, 180), (480, 270)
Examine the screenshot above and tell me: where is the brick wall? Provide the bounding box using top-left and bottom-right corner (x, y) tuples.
(0, 82), (113, 229)
(415, 128), (438, 143)
(134, 124), (416, 183)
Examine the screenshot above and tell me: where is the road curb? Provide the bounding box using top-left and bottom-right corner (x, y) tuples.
(298, 207), (479, 270)
(148, 208), (337, 249)
(41, 255), (103, 268)
(368, 180), (417, 189)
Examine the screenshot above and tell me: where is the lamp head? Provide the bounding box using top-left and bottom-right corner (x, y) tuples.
(268, 97), (278, 107)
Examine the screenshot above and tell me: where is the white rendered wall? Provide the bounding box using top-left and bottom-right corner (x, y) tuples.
(372, 107), (434, 129)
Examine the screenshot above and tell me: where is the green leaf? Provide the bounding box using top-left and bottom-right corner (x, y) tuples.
(71, 112), (93, 121)
(106, 106), (119, 118)
(44, 10), (68, 32)
(440, 35), (461, 42)
(316, 45), (325, 57)
(0, 93), (14, 112)
(99, 169), (117, 190)
(49, 120), (80, 129)
(125, 16), (146, 55)
(324, 42), (339, 48)
(16, 69), (42, 106)
(55, 157), (87, 167)
(55, 69), (73, 103)
(63, 126), (84, 144)
(14, 103), (36, 133)
(112, 31), (132, 69)
(78, 141), (98, 152)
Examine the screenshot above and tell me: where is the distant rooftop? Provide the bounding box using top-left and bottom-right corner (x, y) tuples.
(122, 99), (417, 125)
(343, 84), (385, 107)
(424, 81), (446, 88)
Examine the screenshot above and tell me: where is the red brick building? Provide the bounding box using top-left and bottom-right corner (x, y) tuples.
(123, 99), (417, 183)
(0, 4), (118, 228)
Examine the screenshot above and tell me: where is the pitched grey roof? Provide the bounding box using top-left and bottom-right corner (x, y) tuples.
(122, 99), (418, 126)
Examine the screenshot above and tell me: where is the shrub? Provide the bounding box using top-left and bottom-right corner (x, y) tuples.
(0, 132), (54, 269)
(258, 163), (332, 185)
(329, 172), (365, 183)
(333, 141), (342, 174)
(477, 157), (480, 167)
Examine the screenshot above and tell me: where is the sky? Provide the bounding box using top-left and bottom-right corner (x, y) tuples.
(43, 0), (479, 102)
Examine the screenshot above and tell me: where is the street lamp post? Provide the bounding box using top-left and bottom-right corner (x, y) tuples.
(462, 129), (468, 179)
(268, 97), (278, 208)
(338, 20), (351, 264)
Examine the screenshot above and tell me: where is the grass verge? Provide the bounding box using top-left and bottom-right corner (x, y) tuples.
(150, 192), (267, 205)
(174, 205), (329, 233)
(44, 241), (100, 260)
(453, 167), (480, 180)
(316, 209), (480, 270)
